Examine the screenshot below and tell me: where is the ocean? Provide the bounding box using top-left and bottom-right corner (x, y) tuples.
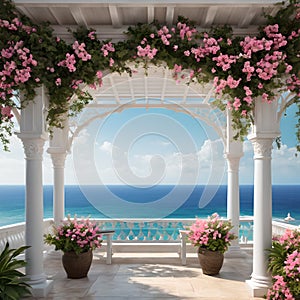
(0, 185), (299, 227)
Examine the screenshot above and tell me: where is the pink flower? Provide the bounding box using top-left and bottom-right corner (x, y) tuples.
(109, 58), (114, 67)
(88, 31), (96, 40)
(1, 106), (13, 118)
(184, 50), (190, 56)
(55, 78), (61, 86)
(233, 97), (241, 110)
(96, 70), (103, 86)
(101, 42), (115, 57)
(137, 44), (158, 59)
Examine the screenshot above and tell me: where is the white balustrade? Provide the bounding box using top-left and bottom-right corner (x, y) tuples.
(3, 216), (296, 256)
(0, 219), (53, 252)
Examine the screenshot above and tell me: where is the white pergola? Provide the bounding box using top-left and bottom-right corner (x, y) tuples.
(12, 0), (295, 297)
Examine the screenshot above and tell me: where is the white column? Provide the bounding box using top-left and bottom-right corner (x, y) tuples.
(47, 123), (69, 224)
(17, 86), (53, 297)
(225, 109), (243, 255)
(247, 137), (273, 295)
(20, 137), (47, 284)
(48, 152), (66, 224)
(246, 96), (280, 297)
(225, 153), (242, 254)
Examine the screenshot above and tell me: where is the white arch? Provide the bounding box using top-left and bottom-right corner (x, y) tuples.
(69, 65), (226, 147)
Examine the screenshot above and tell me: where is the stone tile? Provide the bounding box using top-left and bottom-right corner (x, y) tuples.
(25, 250), (266, 300)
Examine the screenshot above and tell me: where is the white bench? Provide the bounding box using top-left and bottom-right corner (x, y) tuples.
(179, 229), (191, 265)
(100, 230), (191, 265)
(99, 230), (115, 264)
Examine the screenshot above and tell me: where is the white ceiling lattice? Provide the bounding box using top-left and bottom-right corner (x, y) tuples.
(14, 0), (280, 41)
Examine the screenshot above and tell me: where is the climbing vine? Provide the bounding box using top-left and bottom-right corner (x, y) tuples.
(0, 0), (299, 151)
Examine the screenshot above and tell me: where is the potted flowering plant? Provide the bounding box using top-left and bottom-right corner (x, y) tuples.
(266, 229), (300, 300)
(188, 213), (236, 275)
(44, 215), (102, 279)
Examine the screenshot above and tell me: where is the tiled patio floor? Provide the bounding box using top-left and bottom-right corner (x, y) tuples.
(27, 249), (265, 300)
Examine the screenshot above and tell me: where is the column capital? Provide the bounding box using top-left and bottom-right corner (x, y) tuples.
(17, 135), (47, 160)
(49, 152), (67, 168)
(224, 153), (242, 172)
(248, 137), (274, 160)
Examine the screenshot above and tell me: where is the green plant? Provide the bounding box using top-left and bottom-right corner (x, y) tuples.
(266, 229), (300, 299)
(44, 215), (103, 255)
(188, 213), (237, 253)
(0, 0), (299, 150)
(0, 242), (31, 300)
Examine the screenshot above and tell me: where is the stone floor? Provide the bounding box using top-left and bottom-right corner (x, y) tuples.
(27, 249), (265, 300)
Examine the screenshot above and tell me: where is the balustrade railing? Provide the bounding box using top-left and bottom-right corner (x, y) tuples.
(1, 217), (297, 253)
(0, 217), (257, 251)
(0, 219), (52, 252)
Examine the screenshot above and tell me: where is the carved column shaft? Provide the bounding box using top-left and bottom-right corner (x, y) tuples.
(225, 154), (242, 251)
(19, 137), (47, 284)
(49, 152), (67, 224)
(249, 137), (273, 290)
(225, 110), (243, 254)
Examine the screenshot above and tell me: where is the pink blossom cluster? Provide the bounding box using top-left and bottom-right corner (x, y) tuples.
(256, 51), (284, 81)
(213, 75), (241, 94)
(177, 22), (196, 41)
(287, 75), (300, 97)
(157, 26), (172, 45)
(191, 35), (220, 62)
(0, 17), (36, 34)
(0, 105), (13, 119)
(137, 40), (158, 59)
(267, 229), (300, 300)
(72, 41), (91, 61)
(279, 229), (300, 246)
(188, 213), (236, 253)
(264, 24), (287, 50)
(284, 250), (300, 279)
(53, 217), (102, 253)
(88, 31), (96, 40)
(89, 70), (103, 90)
(0, 40), (37, 101)
(71, 79), (83, 90)
(172, 64), (182, 81)
(242, 61), (255, 81)
(241, 36), (273, 57)
(212, 54), (237, 71)
(101, 42), (115, 57)
(267, 275), (295, 300)
(57, 53), (76, 72)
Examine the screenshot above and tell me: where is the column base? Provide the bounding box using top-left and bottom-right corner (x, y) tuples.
(29, 279), (53, 297)
(246, 276), (271, 298)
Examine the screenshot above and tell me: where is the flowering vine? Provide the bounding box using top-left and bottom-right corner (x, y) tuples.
(267, 229), (300, 300)
(0, 0), (299, 151)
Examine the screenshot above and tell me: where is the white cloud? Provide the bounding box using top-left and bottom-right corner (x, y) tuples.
(0, 134), (299, 185)
(99, 141), (113, 153)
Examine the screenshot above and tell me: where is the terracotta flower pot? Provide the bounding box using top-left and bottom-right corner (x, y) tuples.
(198, 248), (224, 275)
(62, 250), (93, 279)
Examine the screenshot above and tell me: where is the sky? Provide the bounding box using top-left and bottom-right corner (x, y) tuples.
(0, 98), (299, 186)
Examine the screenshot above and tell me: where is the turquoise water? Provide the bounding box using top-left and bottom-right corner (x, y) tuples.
(0, 185), (299, 227)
